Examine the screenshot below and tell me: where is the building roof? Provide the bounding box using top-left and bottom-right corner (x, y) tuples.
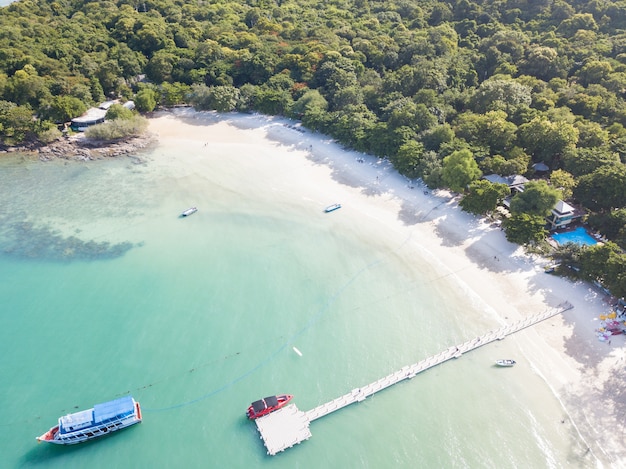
(99, 100), (117, 110)
(71, 107), (106, 125)
(483, 174), (507, 185)
(483, 174), (529, 188)
(552, 200), (575, 215)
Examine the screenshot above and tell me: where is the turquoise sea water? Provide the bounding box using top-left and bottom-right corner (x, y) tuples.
(0, 123), (592, 468)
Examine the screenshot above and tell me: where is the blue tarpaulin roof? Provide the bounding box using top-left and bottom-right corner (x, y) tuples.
(93, 396), (135, 423)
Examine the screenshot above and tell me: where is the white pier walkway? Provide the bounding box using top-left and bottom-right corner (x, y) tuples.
(255, 302), (573, 455)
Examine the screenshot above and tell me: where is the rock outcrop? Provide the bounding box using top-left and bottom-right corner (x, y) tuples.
(36, 133), (157, 161)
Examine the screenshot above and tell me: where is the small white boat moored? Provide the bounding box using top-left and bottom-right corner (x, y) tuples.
(495, 359), (516, 367)
(36, 396), (142, 445)
(181, 207), (198, 217)
(324, 203), (341, 213)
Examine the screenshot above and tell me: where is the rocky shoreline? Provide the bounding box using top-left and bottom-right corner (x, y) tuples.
(1, 132), (157, 162)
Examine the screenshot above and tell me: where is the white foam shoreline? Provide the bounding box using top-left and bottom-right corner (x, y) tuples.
(149, 108), (626, 467)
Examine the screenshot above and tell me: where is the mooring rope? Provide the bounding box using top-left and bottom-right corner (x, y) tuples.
(141, 255), (384, 412)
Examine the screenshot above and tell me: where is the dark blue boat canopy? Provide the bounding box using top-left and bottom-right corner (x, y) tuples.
(251, 396), (279, 413)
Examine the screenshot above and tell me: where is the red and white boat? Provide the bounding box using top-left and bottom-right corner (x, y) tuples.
(246, 394), (293, 419)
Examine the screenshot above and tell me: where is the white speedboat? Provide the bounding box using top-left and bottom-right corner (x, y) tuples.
(36, 396), (142, 445)
(181, 207), (198, 217)
(324, 203), (341, 213)
(495, 359), (516, 367)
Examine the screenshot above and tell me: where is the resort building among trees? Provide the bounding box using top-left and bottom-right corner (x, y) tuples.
(70, 107), (107, 131)
(483, 174), (528, 194)
(70, 101), (135, 131)
(546, 200), (575, 230)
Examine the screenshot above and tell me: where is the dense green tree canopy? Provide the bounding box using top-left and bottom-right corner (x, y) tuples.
(391, 140), (425, 179)
(134, 87), (158, 113)
(503, 213), (548, 246)
(441, 148), (482, 192)
(509, 180), (561, 217)
(39, 96), (88, 124)
(549, 169), (576, 200)
(579, 243), (626, 298)
(574, 164), (626, 212)
(518, 117), (579, 167)
(105, 103), (133, 120)
(588, 209), (626, 246)
(562, 147), (622, 178)
(459, 179), (510, 215)
(454, 110), (517, 156)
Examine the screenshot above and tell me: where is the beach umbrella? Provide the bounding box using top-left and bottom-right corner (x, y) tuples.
(599, 314), (607, 320)
(608, 312), (616, 319)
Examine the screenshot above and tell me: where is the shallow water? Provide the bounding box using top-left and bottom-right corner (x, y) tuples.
(0, 123), (592, 467)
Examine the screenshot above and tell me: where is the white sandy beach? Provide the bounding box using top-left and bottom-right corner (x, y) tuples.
(149, 108), (625, 467)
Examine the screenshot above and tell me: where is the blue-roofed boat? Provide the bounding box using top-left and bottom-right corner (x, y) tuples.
(36, 396), (142, 445)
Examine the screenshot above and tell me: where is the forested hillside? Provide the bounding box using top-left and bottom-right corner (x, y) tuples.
(1, 0), (625, 294)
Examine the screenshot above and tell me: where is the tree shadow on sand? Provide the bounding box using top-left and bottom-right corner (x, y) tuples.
(599, 369), (626, 437)
(557, 318), (626, 464)
(396, 194), (447, 225)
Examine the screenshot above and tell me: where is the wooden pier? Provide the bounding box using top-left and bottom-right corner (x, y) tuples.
(255, 302), (573, 456)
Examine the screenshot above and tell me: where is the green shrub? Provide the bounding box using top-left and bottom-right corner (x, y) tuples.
(36, 126), (62, 144)
(105, 104), (134, 120)
(135, 88), (157, 113)
(84, 116), (148, 140)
